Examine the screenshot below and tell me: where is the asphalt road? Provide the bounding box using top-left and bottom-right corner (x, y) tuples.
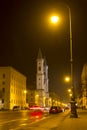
(0, 110), (69, 130)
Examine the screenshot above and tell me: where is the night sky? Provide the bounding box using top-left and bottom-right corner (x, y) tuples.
(1, 0), (87, 102)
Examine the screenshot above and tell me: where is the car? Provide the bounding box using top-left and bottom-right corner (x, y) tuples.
(57, 106), (64, 112)
(29, 105), (44, 111)
(13, 106), (21, 111)
(30, 109), (43, 119)
(49, 106), (59, 114)
(29, 105), (40, 110)
(49, 106), (63, 114)
(21, 107), (29, 110)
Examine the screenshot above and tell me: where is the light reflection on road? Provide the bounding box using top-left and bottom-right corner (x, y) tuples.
(0, 110), (49, 130)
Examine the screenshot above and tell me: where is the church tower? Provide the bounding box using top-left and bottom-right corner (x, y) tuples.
(36, 49), (49, 107)
(36, 48), (45, 90)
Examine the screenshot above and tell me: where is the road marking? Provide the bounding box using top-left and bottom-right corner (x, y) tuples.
(9, 117), (47, 130)
(0, 118), (28, 125)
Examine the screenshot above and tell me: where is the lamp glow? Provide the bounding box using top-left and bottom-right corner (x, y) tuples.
(65, 77), (70, 82)
(51, 16), (59, 23)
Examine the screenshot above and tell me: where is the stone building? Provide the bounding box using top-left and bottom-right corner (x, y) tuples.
(81, 63), (87, 109)
(26, 89), (39, 106)
(0, 67), (27, 110)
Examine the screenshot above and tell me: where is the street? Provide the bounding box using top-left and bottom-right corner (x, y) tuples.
(0, 110), (69, 130)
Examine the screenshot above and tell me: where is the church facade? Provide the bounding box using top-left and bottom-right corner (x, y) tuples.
(36, 49), (49, 107)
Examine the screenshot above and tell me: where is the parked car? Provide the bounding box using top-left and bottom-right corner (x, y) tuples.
(13, 106), (21, 111)
(49, 106), (63, 114)
(49, 106), (58, 114)
(57, 106), (64, 112)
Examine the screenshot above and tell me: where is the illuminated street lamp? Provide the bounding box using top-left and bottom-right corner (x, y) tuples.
(70, 93), (72, 97)
(65, 76), (70, 82)
(68, 89), (72, 93)
(51, 16), (59, 23)
(50, 5), (78, 118)
(24, 90), (27, 94)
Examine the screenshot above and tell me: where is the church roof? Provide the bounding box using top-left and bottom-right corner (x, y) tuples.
(37, 48), (43, 59)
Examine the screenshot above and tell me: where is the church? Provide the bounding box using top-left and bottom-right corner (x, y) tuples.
(36, 49), (49, 107)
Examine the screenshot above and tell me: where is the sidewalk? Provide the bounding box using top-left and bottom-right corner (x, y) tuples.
(58, 109), (87, 130)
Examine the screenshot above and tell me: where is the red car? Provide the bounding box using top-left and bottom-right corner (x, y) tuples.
(30, 109), (43, 119)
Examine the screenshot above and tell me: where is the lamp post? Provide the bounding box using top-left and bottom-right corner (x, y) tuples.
(51, 5), (78, 118)
(68, 6), (78, 118)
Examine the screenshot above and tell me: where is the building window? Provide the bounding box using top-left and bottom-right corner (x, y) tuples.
(2, 81), (5, 85)
(3, 74), (5, 78)
(38, 66), (41, 71)
(2, 99), (4, 103)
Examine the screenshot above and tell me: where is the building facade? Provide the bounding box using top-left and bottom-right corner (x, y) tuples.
(36, 49), (49, 107)
(0, 67), (27, 110)
(26, 89), (39, 106)
(81, 63), (87, 109)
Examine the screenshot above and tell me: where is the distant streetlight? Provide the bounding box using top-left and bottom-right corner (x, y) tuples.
(24, 90), (27, 94)
(70, 93), (72, 97)
(36, 94), (39, 97)
(65, 76), (70, 82)
(50, 4), (78, 118)
(68, 89), (72, 93)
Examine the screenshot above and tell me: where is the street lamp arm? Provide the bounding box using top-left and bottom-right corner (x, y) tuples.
(69, 7), (73, 63)
(58, 3), (73, 62)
